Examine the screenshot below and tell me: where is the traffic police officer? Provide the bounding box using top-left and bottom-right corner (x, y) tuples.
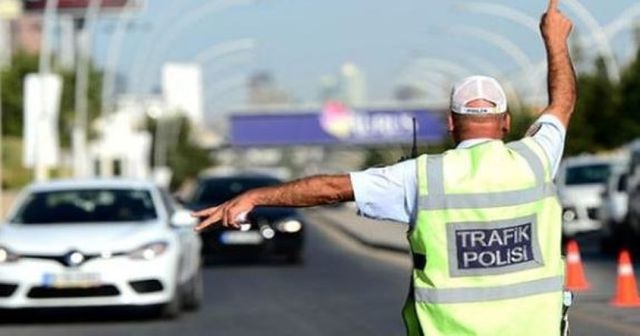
(194, 1), (575, 334)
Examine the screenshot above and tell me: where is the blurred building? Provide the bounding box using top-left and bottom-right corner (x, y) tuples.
(339, 62), (366, 106)
(394, 84), (427, 102)
(162, 63), (204, 125)
(319, 74), (339, 102)
(248, 71), (290, 105)
(88, 95), (158, 179)
(11, 13), (41, 55)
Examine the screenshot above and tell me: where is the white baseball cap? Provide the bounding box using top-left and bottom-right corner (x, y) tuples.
(450, 75), (508, 114)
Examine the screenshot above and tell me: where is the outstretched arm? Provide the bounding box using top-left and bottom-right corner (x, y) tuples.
(193, 174), (353, 231)
(540, 0), (576, 128)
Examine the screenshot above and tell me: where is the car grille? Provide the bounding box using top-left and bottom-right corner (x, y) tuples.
(129, 280), (164, 294)
(587, 207), (599, 220)
(27, 285), (120, 298)
(0, 283), (18, 297)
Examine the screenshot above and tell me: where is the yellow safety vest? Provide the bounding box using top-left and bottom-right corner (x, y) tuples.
(403, 138), (564, 336)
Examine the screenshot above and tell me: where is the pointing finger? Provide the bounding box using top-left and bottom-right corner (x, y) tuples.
(192, 206), (218, 218)
(195, 216), (217, 232)
(194, 209), (223, 231)
(547, 0), (558, 12)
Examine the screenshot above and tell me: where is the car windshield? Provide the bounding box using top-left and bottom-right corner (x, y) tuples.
(565, 164), (611, 186)
(191, 177), (282, 205)
(11, 189), (157, 224)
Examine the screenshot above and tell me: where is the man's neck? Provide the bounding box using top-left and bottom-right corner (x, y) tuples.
(454, 134), (503, 146)
(455, 138), (498, 149)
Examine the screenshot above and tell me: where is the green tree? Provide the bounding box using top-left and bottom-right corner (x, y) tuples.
(1, 52), (103, 146)
(1, 52), (38, 137)
(617, 48), (640, 146)
(1, 52), (103, 188)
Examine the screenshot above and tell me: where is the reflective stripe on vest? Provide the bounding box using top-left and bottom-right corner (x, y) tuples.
(414, 275), (563, 304)
(418, 140), (553, 210)
(419, 183), (557, 210)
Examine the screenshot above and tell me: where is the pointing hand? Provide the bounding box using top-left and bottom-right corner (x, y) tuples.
(540, 0), (573, 47)
(192, 194), (255, 232)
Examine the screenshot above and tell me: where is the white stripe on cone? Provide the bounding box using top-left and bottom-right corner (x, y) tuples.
(619, 264), (634, 276)
(567, 253), (581, 263)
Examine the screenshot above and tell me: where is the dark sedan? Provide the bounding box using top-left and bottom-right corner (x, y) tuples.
(186, 175), (305, 263)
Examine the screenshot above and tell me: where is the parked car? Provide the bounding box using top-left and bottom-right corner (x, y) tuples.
(557, 156), (622, 237)
(0, 179), (202, 318)
(598, 169), (629, 251)
(187, 174), (305, 263)
(622, 141), (640, 238)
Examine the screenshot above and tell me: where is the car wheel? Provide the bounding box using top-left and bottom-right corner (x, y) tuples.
(182, 269), (204, 311)
(160, 285), (182, 319)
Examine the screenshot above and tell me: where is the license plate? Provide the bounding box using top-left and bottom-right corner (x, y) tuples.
(42, 272), (102, 288)
(220, 231), (263, 245)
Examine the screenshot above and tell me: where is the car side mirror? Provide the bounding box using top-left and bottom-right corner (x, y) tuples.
(171, 209), (198, 228)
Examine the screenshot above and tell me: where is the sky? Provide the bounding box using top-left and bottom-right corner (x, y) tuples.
(90, 0), (640, 114)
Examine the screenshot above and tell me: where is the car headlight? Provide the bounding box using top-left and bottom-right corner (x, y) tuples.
(276, 220), (302, 233)
(0, 246), (20, 263)
(563, 209), (577, 222)
(129, 241), (169, 260)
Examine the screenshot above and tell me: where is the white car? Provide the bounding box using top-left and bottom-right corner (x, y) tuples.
(0, 179), (203, 318)
(557, 156), (624, 237)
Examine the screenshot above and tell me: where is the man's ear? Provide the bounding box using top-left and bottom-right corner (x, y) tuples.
(502, 113), (511, 135)
(447, 113), (455, 133)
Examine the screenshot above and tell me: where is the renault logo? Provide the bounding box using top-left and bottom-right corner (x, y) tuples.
(64, 251), (85, 267)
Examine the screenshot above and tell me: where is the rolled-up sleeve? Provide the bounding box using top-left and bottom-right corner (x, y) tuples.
(528, 114), (566, 178)
(349, 159), (417, 224)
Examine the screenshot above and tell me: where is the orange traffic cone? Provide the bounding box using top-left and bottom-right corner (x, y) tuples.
(564, 240), (591, 291)
(610, 250), (640, 307)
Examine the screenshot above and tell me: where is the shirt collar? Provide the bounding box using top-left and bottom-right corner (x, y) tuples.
(455, 138), (496, 149)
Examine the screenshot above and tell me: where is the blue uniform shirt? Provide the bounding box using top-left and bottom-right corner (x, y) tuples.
(349, 114), (566, 225)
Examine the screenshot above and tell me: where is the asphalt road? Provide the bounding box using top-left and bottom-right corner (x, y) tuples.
(2, 211), (640, 335)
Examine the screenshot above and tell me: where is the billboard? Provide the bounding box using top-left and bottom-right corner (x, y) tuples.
(230, 102), (447, 147)
(23, 0), (142, 14)
(23, 73), (62, 168)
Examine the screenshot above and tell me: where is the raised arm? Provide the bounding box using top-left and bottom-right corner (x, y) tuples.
(193, 174), (354, 231)
(540, 0), (576, 128)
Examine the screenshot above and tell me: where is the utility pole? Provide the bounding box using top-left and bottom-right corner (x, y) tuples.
(0, 68), (3, 216)
(72, 0), (101, 178)
(34, 0), (59, 182)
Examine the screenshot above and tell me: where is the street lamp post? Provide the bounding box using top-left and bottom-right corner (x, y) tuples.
(100, 10), (137, 119)
(132, 0), (255, 95)
(447, 25), (540, 105)
(72, 0), (101, 178)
